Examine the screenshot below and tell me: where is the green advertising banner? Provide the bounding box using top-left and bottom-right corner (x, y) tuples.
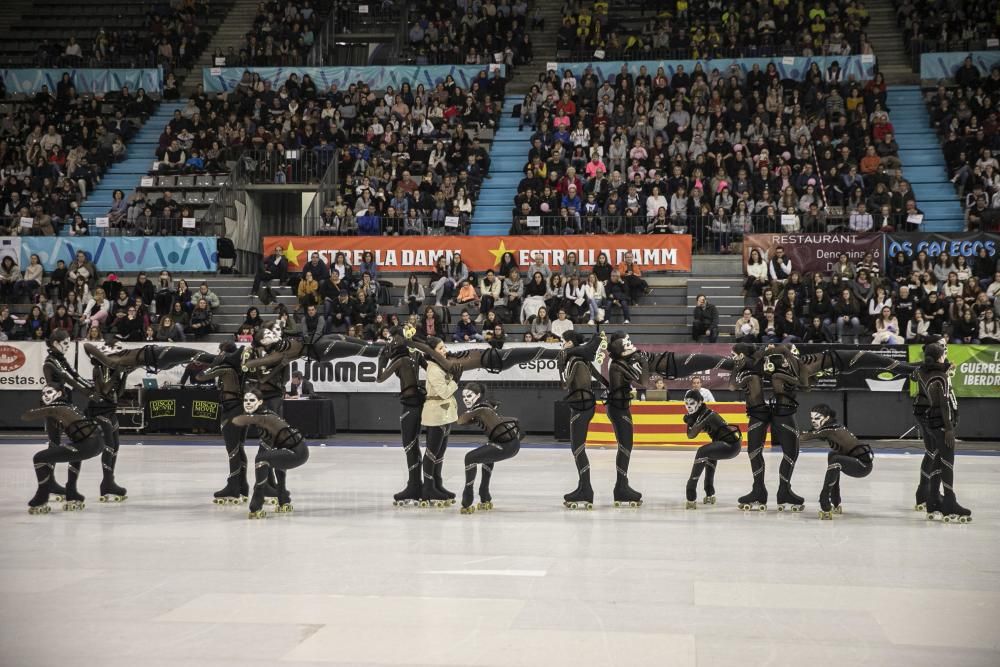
(908, 345), (1000, 398)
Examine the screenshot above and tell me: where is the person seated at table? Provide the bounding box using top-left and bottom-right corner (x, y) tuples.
(285, 370), (314, 399)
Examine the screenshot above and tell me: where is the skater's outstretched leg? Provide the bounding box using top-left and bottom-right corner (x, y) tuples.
(738, 417), (769, 509)
(84, 343), (203, 372)
(564, 405), (595, 504)
(609, 405), (642, 505)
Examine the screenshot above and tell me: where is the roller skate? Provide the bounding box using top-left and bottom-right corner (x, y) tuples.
(737, 487), (768, 512)
(776, 486), (805, 512)
(613, 481), (643, 508)
(27, 487), (51, 515)
(63, 488), (85, 512)
(685, 482), (698, 509)
(477, 487), (493, 511)
(392, 481), (423, 507)
(48, 478), (67, 504)
(818, 494), (834, 520)
(99, 479), (128, 503)
(213, 479), (247, 505)
(563, 480), (594, 510)
(419, 479), (453, 508)
(274, 488), (293, 514)
(703, 484), (717, 506)
(434, 474), (456, 504)
(460, 487), (475, 514)
(940, 495), (972, 524)
(261, 481), (279, 506)
(830, 485), (842, 514)
(925, 493), (944, 521)
(247, 490), (268, 519)
(914, 486), (927, 512)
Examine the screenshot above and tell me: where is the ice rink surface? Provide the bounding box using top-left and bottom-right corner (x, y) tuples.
(1, 437), (998, 667)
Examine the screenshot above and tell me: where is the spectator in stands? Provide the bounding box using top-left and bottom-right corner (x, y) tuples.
(832, 287), (863, 344)
(241, 307), (264, 333)
(768, 245), (792, 290)
(692, 294), (719, 342)
(605, 271), (631, 324)
(980, 309), (1000, 343)
(453, 309), (484, 343)
(734, 307), (760, 343)
(618, 252), (650, 302)
(0, 257), (21, 303)
(155, 314), (184, 342)
(302, 303), (327, 338)
(743, 248), (768, 297)
(415, 305), (443, 341)
(68, 251), (98, 289)
(253, 244), (288, 300)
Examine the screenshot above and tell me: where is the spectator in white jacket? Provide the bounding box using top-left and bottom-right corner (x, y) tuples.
(645, 185), (668, 219)
(81, 287), (111, 333)
(584, 273), (605, 324)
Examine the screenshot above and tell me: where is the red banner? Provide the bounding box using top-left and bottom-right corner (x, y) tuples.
(742, 232), (883, 275)
(263, 234), (692, 273)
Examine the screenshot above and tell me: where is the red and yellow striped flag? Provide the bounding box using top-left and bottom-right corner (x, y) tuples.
(587, 402), (772, 449)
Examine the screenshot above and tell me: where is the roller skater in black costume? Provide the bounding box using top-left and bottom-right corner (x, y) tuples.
(22, 386), (105, 513)
(455, 382), (523, 514)
(232, 390), (310, 519)
(682, 390), (742, 509)
(198, 342), (254, 504)
(797, 403), (874, 519)
(377, 328), (428, 506)
(419, 337), (459, 506)
(912, 343), (970, 523)
(604, 334), (645, 507)
(558, 329), (606, 510)
(406, 336), (561, 376)
(730, 345), (772, 511)
(42, 330), (93, 503)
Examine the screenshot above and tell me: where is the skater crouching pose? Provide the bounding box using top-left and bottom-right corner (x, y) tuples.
(232, 391), (310, 519)
(912, 343), (970, 523)
(22, 386), (105, 513)
(559, 329), (605, 509)
(455, 383), (523, 513)
(797, 404), (874, 519)
(420, 337), (459, 506)
(682, 390), (742, 509)
(377, 329), (427, 506)
(42, 329), (93, 502)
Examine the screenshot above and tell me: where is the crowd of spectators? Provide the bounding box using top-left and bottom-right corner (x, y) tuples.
(559, 0), (874, 60)
(510, 60), (917, 247)
(220, 0), (333, 68)
(928, 60), (1000, 232)
(31, 0), (213, 77)
(739, 245), (1000, 345)
(0, 251), (223, 342)
(405, 0), (536, 68)
(896, 0), (1000, 58)
(0, 83), (156, 236)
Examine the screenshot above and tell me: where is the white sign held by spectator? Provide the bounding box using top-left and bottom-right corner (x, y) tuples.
(593, 49), (606, 60)
(861, 54), (874, 63)
(444, 216), (460, 228)
(182, 217), (197, 229)
(988, 38), (999, 47)
(493, 52), (503, 63)
(210, 67), (222, 76)
(782, 56), (796, 65)
(527, 215), (541, 228)
(19, 217), (33, 228)
(780, 214), (799, 231)
(488, 64), (502, 74)
(546, 61), (558, 72)
(358, 4), (368, 13)
(95, 217), (110, 228)
(213, 57), (225, 67)
(140, 176), (155, 187)
(907, 213), (924, 226)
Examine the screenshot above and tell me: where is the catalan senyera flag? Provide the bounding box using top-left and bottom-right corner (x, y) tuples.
(586, 402), (771, 449)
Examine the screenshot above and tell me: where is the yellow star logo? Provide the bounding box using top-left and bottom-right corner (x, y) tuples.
(488, 239), (511, 266)
(282, 241), (304, 268)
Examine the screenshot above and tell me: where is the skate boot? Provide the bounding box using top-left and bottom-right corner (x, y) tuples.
(27, 487), (51, 515)
(830, 483), (843, 515)
(420, 479), (452, 508)
(914, 486), (927, 512)
(703, 483), (717, 506)
(99, 479), (128, 503)
(247, 490), (268, 519)
(48, 478), (67, 504)
(563, 479), (594, 510)
(940, 495), (972, 524)
(260, 481), (280, 506)
(477, 486), (493, 511)
(737, 486), (768, 512)
(275, 488), (294, 514)
(685, 481), (698, 510)
(63, 487), (85, 512)
(460, 487), (475, 514)
(434, 473), (456, 503)
(776, 486), (805, 512)
(818, 493), (834, 520)
(925, 493), (944, 521)
(613, 481), (643, 508)
(392, 481), (423, 507)
(213, 479), (246, 505)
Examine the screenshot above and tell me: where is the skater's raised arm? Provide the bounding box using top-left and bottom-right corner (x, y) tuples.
(22, 404), (82, 424)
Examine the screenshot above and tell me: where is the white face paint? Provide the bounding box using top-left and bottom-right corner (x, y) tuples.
(621, 335), (636, 355)
(243, 392), (263, 414)
(810, 412), (826, 430)
(54, 338), (72, 356)
(41, 386), (61, 405)
(789, 344), (800, 357)
(259, 327), (281, 347)
(462, 388), (480, 409)
(98, 341), (124, 356)
(684, 398), (700, 414)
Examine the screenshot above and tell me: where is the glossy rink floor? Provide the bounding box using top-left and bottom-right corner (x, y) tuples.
(0, 439), (998, 667)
